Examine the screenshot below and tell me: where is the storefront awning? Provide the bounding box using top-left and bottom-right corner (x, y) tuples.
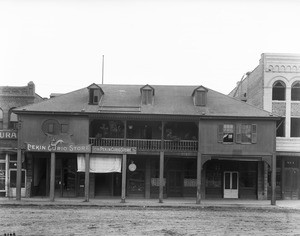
(77, 154), (121, 173)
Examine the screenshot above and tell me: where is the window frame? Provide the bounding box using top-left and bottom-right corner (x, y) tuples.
(291, 81), (300, 101)
(272, 81), (286, 101)
(218, 124), (235, 144)
(236, 124), (257, 144)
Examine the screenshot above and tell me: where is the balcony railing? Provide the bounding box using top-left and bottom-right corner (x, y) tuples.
(89, 138), (198, 152)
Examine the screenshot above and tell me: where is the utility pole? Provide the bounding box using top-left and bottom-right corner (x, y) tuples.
(102, 55), (104, 84)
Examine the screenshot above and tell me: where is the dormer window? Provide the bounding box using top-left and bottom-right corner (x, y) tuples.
(140, 84), (155, 105)
(88, 83), (104, 105)
(192, 86), (208, 106)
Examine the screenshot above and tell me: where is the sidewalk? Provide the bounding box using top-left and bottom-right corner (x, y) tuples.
(1, 197), (300, 211)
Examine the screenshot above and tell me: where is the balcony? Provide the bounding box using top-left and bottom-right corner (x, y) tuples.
(89, 138), (198, 152)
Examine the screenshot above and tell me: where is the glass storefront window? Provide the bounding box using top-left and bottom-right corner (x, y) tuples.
(9, 170), (26, 188)
(0, 163), (5, 191)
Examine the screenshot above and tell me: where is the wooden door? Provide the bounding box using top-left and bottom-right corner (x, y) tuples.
(224, 171), (239, 199)
(284, 168), (299, 199)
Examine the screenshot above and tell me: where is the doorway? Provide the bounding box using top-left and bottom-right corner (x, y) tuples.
(224, 171), (239, 198)
(168, 171), (183, 197)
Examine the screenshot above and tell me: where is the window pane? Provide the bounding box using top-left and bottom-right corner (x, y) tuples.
(241, 124), (251, 143)
(232, 173), (238, 189)
(291, 118), (300, 137)
(272, 81), (286, 100)
(0, 163), (5, 190)
(224, 173), (230, 189)
(223, 124), (234, 143)
(9, 170), (25, 188)
(291, 82), (300, 101)
(276, 118), (285, 137)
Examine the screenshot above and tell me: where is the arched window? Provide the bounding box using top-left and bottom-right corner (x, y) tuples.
(272, 81), (286, 101)
(291, 81), (300, 101)
(9, 108), (18, 130)
(0, 108), (3, 129)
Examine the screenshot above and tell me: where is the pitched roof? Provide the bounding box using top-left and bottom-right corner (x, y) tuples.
(14, 84), (275, 118)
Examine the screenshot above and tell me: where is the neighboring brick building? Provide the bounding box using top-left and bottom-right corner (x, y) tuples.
(0, 82), (44, 197)
(229, 53), (300, 200)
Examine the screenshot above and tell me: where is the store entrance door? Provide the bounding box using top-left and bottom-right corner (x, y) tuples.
(284, 168), (299, 199)
(55, 157), (77, 197)
(224, 171), (238, 199)
(168, 171), (183, 197)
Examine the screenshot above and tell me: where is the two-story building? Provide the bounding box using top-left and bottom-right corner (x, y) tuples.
(0, 82), (43, 197)
(14, 84), (279, 204)
(230, 53), (300, 200)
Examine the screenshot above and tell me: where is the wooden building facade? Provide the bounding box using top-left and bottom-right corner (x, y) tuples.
(14, 84), (279, 204)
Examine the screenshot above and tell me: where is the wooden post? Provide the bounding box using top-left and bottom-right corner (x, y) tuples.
(84, 153), (90, 202)
(49, 152), (56, 202)
(16, 149), (22, 201)
(271, 154), (276, 205)
(159, 151), (164, 203)
(145, 158), (151, 199)
(196, 152), (202, 204)
(121, 154), (127, 203)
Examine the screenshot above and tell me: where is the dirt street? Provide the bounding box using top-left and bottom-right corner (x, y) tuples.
(1, 206), (300, 236)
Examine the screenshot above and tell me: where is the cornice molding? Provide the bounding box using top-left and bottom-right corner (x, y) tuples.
(265, 64), (300, 73)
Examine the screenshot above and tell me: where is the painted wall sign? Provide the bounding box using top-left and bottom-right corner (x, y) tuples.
(0, 130), (17, 140)
(26, 143), (91, 153)
(92, 146), (137, 154)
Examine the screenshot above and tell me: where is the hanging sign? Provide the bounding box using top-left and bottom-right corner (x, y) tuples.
(26, 143), (91, 153)
(92, 146), (137, 154)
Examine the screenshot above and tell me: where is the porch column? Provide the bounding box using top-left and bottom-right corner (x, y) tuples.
(145, 158), (151, 199)
(271, 154), (276, 205)
(196, 152), (202, 204)
(16, 149), (22, 201)
(159, 151), (164, 203)
(121, 154), (127, 203)
(49, 152), (56, 202)
(84, 153), (90, 202)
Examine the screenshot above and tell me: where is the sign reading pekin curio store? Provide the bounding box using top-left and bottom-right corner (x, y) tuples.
(26, 142), (91, 153)
(0, 130), (17, 140)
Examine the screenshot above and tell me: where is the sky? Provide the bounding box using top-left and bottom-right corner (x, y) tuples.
(1, 0), (300, 98)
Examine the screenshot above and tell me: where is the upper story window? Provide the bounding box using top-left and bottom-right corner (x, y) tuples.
(236, 124), (257, 144)
(276, 118), (285, 137)
(192, 86), (208, 106)
(291, 118), (300, 137)
(9, 108), (18, 130)
(218, 124), (234, 143)
(42, 119), (60, 135)
(291, 81), (300, 101)
(218, 124), (257, 144)
(0, 108), (3, 129)
(87, 83), (104, 105)
(140, 85), (155, 105)
(272, 81), (286, 101)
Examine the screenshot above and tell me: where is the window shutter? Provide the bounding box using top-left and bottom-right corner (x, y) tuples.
(251, 124), (257, 144)
(236, 124), (241, 143)
(217, 124), (223, 143)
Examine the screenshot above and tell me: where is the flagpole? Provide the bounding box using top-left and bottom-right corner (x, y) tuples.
(102, 55), (104, 84)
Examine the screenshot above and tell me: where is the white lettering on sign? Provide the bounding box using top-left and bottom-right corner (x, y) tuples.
(26, 143), (91, 153)
(92, 146), (137, 154)
(0, 130), (17, 140)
